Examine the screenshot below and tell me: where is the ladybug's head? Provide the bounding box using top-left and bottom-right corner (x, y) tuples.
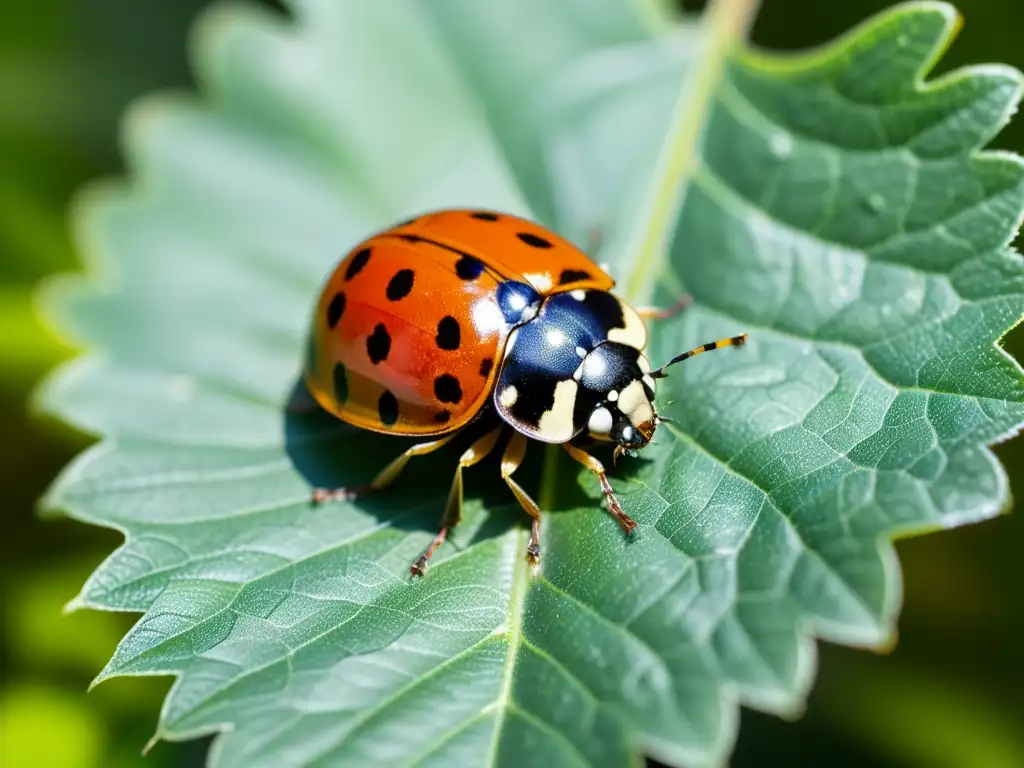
(579, 332), (750, 460)
(576, 342), (659, 459)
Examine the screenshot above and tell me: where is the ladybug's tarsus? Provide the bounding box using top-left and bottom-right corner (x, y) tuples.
(526, 519), (541, 565)
(411, 529), (448, 577)
(563, 443), (637, 534)
(312, 486), (367, 504)
(410, 527), (449, 577)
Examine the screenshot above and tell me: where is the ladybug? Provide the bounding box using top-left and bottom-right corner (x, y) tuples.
(303, 209), (747, 575)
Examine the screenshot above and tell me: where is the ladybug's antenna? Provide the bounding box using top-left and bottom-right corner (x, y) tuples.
(651, 333), (748, 379)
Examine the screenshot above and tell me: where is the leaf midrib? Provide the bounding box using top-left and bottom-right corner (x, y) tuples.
(620, 0), (762, 304)
(485, 527), (530, 767)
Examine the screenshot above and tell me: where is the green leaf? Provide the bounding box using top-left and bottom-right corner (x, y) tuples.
(38, 1), (1024, 766)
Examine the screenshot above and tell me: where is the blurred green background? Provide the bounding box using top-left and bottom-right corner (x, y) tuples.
(1, 1), (1021, 766)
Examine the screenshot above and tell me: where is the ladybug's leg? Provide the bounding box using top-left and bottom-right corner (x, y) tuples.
(500, 432), (544, 564)
(635, 295), (692, 321)
(561, 443), (637, 534)
(312, 432), (458, 503)
(411, 427), (503, 577)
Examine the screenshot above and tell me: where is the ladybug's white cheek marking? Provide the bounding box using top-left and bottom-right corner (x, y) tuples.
(536, 379), (578, 442)
(607, 301), (646, 350)
(588, 407), (613, 434)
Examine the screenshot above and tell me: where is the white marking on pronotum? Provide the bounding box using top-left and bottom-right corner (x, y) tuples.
(570, 289), (586, 301)
(576, 346), (587, 358)
(499, 385), (519, 407)
(636, 354), (651, 373)
(588, 407), (613, 434)
(536, 379), (578, 442)
(607, 389), (618, 402)
(607, 301), (646, 349)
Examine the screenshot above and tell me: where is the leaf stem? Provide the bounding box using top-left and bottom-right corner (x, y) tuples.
(622, 0), (762, 304)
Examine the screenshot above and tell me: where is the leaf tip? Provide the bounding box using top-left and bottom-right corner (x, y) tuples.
(62, 593), (87, 616)
(142, 731), (163, 757)
(88, 666), (114, 692)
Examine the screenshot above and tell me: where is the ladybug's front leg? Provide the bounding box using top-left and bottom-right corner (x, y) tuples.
(312, 432), (459, 504)
(562, 443), (637, 534)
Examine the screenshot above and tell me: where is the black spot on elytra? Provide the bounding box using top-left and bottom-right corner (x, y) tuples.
(517, 232), (553, 249)
(434, 410), (451, 423)
(436, 316), (461, 351)
(559, 269), (591, 284)
(386, 269), (415, 301)
(471, 211), (500, 221)
(455, 255), (484, 281)
(326, 292), (346, 329)
(434, 374), (462, 404)
(366, 323), (391, 364)
(345, 248), (371, 280)
(479, 358), (493, 377)
(378, 390), (399, 425)
(332, 362), (348, 403)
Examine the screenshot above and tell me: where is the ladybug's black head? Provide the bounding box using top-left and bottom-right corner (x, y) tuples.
(575, 342), (659, 459)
